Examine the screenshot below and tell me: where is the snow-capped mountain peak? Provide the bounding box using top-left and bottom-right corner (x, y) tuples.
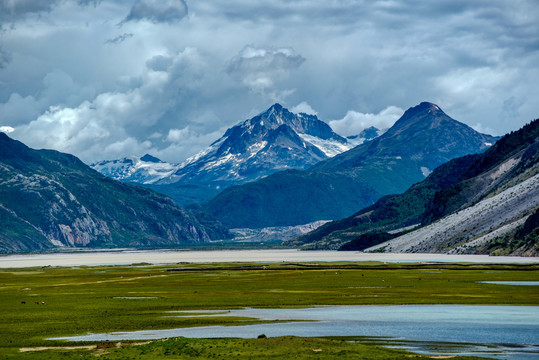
(92, 103), (383, 190)
(163, 103), (361, 186)
(91, 155), (179, 184)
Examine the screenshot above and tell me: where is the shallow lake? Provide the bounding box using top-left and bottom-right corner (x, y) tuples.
(480, 281), (539, 286)
(2, 249), (539, 268)
(52, 305), (539, 359)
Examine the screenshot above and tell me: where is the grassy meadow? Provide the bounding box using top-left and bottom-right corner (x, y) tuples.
(0, 261), (537, 359)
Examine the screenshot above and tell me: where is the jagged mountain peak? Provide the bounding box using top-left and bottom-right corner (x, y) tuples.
(159, 103), (354, 187)
(264, 102), (284, 114)
(140, 154), (162, 163)
(92, 103), (383, 204)
(239, 103), (346, 142)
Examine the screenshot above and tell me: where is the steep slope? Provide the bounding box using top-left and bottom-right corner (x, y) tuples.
(205, 102), (498, 228)
(0, 133), (230, 253)
(289, 154), (481, 249)
(366, 168), (538, 255)
(205, 169), (378, 228)
(295, 119), (538, 252)
(474, 208), (539, 256)
(365, 122), (539, 255)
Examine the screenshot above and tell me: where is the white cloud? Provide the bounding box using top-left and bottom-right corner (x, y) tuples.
(0, 125), (14, 133)
(329, 106), (404, 137)
(167, 126), (191, 143)
(146, 55), (174, 72)
(9, 47), (235, 163)
(291, 101), (318, 116)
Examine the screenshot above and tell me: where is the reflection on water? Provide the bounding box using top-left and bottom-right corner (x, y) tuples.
(51, 305), (539, 360)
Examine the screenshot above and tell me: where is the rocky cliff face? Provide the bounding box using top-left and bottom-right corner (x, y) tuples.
(0, 133), (230, 253)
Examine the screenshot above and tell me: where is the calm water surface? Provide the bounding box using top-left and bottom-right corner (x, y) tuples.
(480, 281), (539, 286)
(52, 305), (539, 360)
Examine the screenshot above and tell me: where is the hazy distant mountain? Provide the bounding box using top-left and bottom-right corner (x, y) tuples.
(0, 133), (230, 253)
(92, 103), (366, 205)
(294, 119), (538, 255)
(204, 102), (499, 228)
(346, 126), (382, 144)
(91, 154), (180, 184)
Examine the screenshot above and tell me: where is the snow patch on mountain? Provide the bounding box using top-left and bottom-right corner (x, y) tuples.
(91, 155), (180, 184)
(298, 134), (354, 157)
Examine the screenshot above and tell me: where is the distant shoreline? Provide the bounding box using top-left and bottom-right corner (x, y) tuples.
(1, 249), (538, 269)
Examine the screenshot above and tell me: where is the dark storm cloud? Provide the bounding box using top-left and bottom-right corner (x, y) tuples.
(0, 0), (65, 26)
(0, 0), (59, 19)
(146, 55), (173, 72)
(124, 0), (188, 24)
(226, 46), (305, 93)
(77, 0), (102, 6)
(105, 33), (134, 44)
(1, 0), (538, 163)
(0, 47), (11, 68)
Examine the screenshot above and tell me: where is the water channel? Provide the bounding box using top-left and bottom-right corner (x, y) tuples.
(51, 305), (539, 359)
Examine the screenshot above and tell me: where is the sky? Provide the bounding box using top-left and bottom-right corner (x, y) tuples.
(0, 0), (538, 164)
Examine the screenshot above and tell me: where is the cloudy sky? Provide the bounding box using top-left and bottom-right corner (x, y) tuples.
(0, 0), (538, 164)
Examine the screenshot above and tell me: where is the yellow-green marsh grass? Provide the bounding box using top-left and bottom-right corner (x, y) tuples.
(0, 262), (537, 358)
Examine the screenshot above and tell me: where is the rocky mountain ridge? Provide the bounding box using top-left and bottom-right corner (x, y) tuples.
(91, 103), (366, 204)
(205, 102), (498, 228)
(0, 133), (230, 253)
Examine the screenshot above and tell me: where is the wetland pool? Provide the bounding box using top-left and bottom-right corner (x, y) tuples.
(52, 305), (539, 360)
(479, 281), (539, 286)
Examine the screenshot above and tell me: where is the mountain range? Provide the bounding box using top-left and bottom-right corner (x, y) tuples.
(4, 100), (531, 256)
(204, 102), (498, 228)
(293, 119), (539, 256)
(0, 133), (230, 253)
(92, 104), (371, 205)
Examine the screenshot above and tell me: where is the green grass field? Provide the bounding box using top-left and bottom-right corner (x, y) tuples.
(1, 262), (537, 359)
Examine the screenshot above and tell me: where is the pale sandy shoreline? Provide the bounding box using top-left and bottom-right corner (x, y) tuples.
(1, 249), (538, 268)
